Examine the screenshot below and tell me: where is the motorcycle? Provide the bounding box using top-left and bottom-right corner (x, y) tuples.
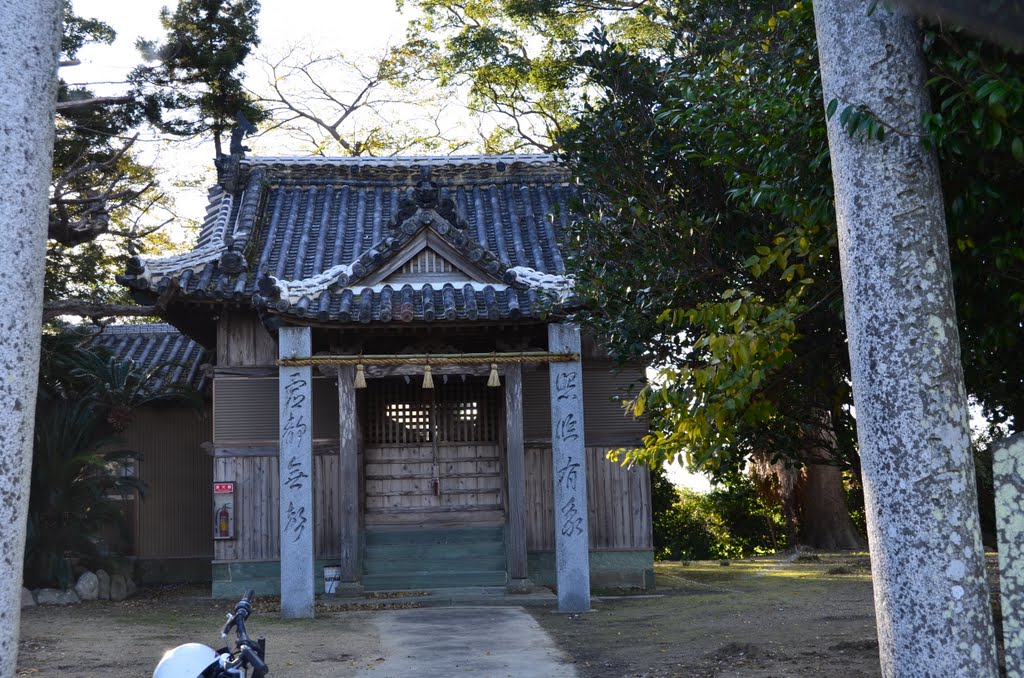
(152, 590), (269, 677)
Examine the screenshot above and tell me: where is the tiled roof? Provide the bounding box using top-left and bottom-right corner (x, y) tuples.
(118, 154), (577, 324)
(89, 323), (209, 394)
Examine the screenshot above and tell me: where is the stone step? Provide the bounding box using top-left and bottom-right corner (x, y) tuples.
(363, 555), (507, 575)
(363, 541), (505, 561)
(361, 570), (508, 591)
(364, 526), (504, 546)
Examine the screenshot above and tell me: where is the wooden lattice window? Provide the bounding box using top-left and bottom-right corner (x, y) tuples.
(366, 376), (499, 445)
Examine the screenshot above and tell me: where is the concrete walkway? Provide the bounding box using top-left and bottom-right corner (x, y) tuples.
(353, 606), (578, 678)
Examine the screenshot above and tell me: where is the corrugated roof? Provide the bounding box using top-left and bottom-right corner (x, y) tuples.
(89, 323), (209, 394)
(118, 154), (577, 324)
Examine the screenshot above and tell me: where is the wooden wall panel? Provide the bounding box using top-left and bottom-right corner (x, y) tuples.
(123, 406), (213, 559)
(522, 364), (648, 445)
(364, 443), (504, 528)
(216, 311), (277, 367)
(212, 451), (341, 562)
(213, 376), (339, 444)
(525, 446), (652, 552)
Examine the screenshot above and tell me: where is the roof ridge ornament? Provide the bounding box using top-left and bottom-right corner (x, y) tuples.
(215, 111), (259, 193)
(414, 166), (440, 209)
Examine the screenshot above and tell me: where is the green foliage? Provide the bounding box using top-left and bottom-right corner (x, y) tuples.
(131, 0), (268, 156)
(61, 0), (115, 58)
(561, 1), (853, 479)
(52, 6), (157, 249)
(26, 330), (201, 588)
(24, 400), (143, 589)
(921, 29), (1024, 426)
(70, 347), (201, 432)
(655, 476), (786, 561)
(399, 0), (669, 150)
(524, 0), (1024, 478)
(50, 4), (187, 308)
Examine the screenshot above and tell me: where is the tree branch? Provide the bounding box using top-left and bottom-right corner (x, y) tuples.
(56, 95), (134, 111)
(43, 300), (160, 323)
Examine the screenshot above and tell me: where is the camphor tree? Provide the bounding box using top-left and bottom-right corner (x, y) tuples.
(558, 1), (864, 549)
(405, 0), (1024, 550)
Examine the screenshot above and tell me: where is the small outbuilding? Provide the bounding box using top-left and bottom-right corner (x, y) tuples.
(115, 153), (652, 604)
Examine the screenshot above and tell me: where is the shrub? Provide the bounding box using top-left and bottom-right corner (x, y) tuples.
(652, 470), (786, 561)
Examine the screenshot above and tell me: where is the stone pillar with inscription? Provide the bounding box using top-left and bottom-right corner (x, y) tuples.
(279, 326), (314, 618)
(548, 322), (591, 612)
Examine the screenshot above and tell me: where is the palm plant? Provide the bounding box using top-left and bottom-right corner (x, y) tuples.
(69, 350), (200, 432)
(26, 328), (201, 588)
(23, 400), (144, 589)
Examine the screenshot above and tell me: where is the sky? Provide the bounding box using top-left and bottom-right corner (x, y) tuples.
(68, 1), (418, 225)
(71, 1), (410, 82)
(68, 0), (712, 493)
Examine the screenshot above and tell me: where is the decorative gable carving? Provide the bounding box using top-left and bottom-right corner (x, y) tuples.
(368, 233), (484, 286)
(379, 246), (473, 285)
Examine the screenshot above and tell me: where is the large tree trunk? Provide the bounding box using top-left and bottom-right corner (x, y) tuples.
(0, 1), (63, 675)
(800, 460), (866, 550)
(814, 0), (998, 675)
(798, 409), (867, 550)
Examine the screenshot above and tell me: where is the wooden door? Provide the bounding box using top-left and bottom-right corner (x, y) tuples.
(363, 377), (504, 528)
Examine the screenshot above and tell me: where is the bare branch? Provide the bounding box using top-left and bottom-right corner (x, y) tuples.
(56, 95), (134, 111)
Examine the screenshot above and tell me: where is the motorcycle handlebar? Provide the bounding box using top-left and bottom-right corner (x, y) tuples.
(217, 591), (268, 675)
(222, 591), (256, 639)
(239, 644), (268, 678)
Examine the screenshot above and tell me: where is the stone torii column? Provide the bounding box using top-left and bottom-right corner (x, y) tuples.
(279, 326), (314, 618)
(0, 2), (62, 673)
(548, 323), (591, 612)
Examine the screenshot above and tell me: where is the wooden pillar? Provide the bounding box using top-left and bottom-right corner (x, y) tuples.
(278, 327), (314, 618)
(548, 323), (591, 612)
(337, 365), (361, 586)
(504, 363), (530, 590)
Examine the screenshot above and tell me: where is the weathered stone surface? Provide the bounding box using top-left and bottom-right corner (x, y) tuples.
(994, 433), (1024, 676)
(125, 574), (137, 598)
(74, 571), (99, 601)
(279, 326), (314, 619)
(21, 588), (35, 609)
(0, 0), (65, 665)
(109, 574), (128, 602)
(35, 589), (80, 606)
(548, 322), (591, 613)
(96, 569), (111, 600)
(814, 1), (999, 675)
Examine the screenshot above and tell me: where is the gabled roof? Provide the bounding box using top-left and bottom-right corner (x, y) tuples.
(89, 323), (209, 394)
(118, 154), (577, 325)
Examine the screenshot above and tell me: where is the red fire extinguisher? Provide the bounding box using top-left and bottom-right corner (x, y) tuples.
(218, 504), (231, 538)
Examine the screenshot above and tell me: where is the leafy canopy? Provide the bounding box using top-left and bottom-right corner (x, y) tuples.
(131, 0), (268, 157)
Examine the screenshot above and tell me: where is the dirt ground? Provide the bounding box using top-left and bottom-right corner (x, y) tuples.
(531, 552), (882, 678)
(16, 553), (883, 677)
(16, 592), (390, 677)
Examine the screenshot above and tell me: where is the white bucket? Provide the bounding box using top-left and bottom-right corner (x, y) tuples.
(323, 566), (341, 594)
